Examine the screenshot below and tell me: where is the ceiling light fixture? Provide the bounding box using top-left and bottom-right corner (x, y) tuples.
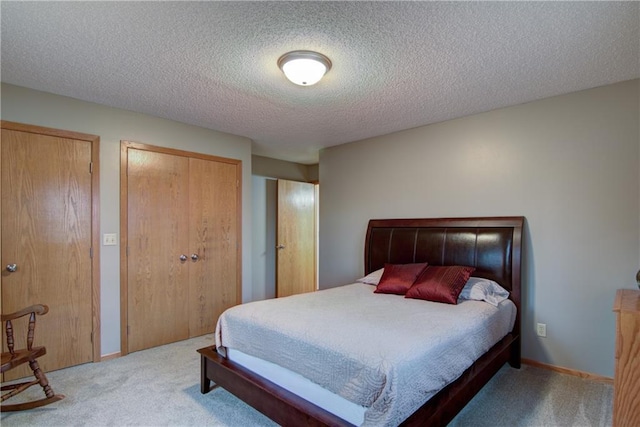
(277, 50), (332, 86)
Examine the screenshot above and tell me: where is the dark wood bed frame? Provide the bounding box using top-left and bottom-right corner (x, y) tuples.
(198, 216), (524, 426)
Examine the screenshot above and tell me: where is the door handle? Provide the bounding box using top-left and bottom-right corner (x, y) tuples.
(6, 264), (17, 272)
(191, 253), (199, 261)
(276, 244), (285, 250)
(179, 254), (188, 262)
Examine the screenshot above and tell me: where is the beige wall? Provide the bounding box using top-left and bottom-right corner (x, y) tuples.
(252, 176), (278, 301)
(252, 154), (318, 182)
(4, 79), (637, 376)
(319, 79), (640, 377)
(1, 83), (254, 357)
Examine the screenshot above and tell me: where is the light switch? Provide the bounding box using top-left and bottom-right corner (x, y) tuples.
(103, 233), (118, 246)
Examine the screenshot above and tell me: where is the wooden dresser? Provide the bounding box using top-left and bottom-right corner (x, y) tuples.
(613, 289), (640, 427)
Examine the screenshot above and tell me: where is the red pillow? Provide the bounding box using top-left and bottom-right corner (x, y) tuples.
(405, 265), (476, 304)
(374, 263), (428, 295)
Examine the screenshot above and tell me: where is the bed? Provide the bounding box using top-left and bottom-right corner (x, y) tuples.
(198, 216), (524, 426)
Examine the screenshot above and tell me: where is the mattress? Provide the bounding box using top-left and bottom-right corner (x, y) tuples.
(216, 283), (516, 426)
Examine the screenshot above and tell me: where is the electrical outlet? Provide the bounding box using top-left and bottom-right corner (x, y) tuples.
(103, 233), (118, 246)
(536, 322), (547, 338)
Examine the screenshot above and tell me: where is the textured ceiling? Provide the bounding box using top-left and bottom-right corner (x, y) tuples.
(2, 2), (638, 164)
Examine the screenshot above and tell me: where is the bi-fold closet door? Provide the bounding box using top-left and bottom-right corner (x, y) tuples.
(121, 141), (241, 354)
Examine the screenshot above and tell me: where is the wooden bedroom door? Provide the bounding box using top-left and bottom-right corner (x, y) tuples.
(1, 122), (99, 380)
(123, 142), (241, 354)
(276, 179), (316, 297)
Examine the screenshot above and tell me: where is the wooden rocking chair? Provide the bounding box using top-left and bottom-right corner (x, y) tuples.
(1, 304), (64, 411)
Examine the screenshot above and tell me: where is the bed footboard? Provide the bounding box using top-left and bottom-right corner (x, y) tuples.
(197, 346), (354, 427)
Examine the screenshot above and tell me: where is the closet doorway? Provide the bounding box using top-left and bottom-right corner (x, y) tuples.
(120, 142), (241, 354)
(1, 121), (100, 380)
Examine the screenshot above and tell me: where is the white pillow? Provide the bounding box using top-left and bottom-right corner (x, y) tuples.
(458, 277), (509, 306)
(356, 268), (384, 285)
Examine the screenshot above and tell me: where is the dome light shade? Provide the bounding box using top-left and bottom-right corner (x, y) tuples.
(277, 51), (332, 86)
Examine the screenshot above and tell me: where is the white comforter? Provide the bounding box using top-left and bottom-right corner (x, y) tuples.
(216, 283), (516, 426)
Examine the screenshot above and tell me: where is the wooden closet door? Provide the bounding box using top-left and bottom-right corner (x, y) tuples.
(276, 179), (316, 297)
(122, 142), (241, 354)
(188, 158), (240, 336)
(126, 148), (190, 352)
(1, 128), (94, 379)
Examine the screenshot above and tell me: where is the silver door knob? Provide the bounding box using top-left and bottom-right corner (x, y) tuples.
(6, 264), (17, 272)
(191, 253), (199, 261)
(179, 254), (188, 262)
(276, 244), (285, 250)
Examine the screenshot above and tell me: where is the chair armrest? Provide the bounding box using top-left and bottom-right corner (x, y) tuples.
(1, 305), (49, 322)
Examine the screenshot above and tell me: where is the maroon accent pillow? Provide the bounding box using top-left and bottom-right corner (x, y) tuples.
(405, 265), (476, 304)
(374, 263), (429, 295)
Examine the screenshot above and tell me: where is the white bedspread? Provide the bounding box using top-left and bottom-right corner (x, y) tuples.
(216, 283), (516, 427)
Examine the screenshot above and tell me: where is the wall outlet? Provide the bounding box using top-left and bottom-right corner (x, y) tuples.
(103, 233), (118, 246)
(536, 322), (547, 338)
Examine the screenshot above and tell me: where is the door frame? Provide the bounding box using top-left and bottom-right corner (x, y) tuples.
(0, 120), (101, 362)
(119, 141), (242, 356)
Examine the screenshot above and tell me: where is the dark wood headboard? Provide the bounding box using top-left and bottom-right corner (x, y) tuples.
(364, 216), (524, 330)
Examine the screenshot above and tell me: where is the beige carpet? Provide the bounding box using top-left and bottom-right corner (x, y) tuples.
(1, 334), (612, 426)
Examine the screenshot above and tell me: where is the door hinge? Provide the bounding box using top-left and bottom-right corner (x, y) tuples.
(89, 162), (93, 174)
(90, 332), (94, 343)
(127, 325), (130, 335)
(126, 246), (129, 256)
(90, 247), (93, 258)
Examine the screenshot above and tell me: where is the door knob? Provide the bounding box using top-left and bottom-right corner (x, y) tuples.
(6, 264), (17, 272)
(276, 245), (285, 250)
(179, 254), (188, 262)
(191, 253), (199, 261)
